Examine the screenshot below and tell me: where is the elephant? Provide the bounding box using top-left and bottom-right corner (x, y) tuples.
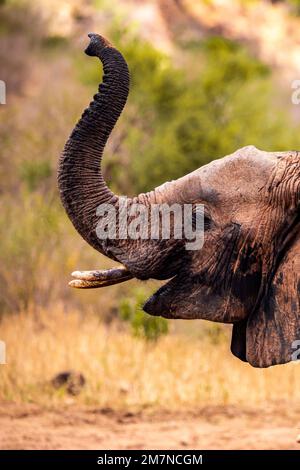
(58, 33), (300, 368)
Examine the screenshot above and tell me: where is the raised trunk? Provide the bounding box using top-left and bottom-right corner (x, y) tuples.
(58, 34), (130, 255)
(58, 34), (183, 281)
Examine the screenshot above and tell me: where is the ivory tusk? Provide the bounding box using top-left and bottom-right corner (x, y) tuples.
(69, 266), (133, 289)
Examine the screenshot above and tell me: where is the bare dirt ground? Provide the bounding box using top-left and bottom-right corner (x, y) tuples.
(1, 403), (300, 450)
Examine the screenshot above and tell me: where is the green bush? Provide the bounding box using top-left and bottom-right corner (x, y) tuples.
(119, 288), (169, 341)
(127, 36), (296, 192)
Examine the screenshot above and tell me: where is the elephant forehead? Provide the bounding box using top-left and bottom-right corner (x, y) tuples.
(198, 146), (279, 194)
(154, 146), (280, 206)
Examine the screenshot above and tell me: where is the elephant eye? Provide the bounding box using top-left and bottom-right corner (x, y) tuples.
(192, 207), (212, 231)
(204, 214), (212, 230)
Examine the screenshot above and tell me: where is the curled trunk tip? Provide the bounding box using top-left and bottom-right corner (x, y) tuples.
(85, 33), (112, 57)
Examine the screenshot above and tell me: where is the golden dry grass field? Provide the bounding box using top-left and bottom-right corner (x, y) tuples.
(1, 307), (300, 449)
(1, 306), (300, 408)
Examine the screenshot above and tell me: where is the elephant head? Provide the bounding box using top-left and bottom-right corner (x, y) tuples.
(58, 34), (300, 368)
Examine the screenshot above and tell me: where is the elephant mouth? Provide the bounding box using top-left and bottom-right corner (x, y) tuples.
(143, 277), (177, 318)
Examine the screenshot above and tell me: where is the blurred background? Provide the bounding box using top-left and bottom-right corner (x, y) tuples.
(1, 0), (300, 449)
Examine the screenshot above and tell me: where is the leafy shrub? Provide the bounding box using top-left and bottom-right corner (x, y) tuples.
(128, 35), (297, 192)
(119, 288), (169, 341)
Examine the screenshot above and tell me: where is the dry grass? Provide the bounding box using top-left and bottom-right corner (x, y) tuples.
(0, 305), (299, 410)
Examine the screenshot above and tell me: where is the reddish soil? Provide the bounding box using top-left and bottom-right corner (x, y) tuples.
(1, 403), (300, 450)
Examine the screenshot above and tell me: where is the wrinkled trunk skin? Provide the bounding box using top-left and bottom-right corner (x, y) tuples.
(58, 34), (186, 279)
(58, 35), (130, 257)
(58, 34), (186, 280)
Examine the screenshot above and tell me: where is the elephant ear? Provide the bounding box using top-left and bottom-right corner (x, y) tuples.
(232, 232), (300, 367)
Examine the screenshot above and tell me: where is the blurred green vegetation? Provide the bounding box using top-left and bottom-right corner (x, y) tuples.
(83, 27), (297, 193)
(119, 288), (169, 341)
(0, 0), (299, 332)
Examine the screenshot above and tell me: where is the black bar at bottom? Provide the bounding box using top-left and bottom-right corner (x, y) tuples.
(0, 450), (299, 466)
